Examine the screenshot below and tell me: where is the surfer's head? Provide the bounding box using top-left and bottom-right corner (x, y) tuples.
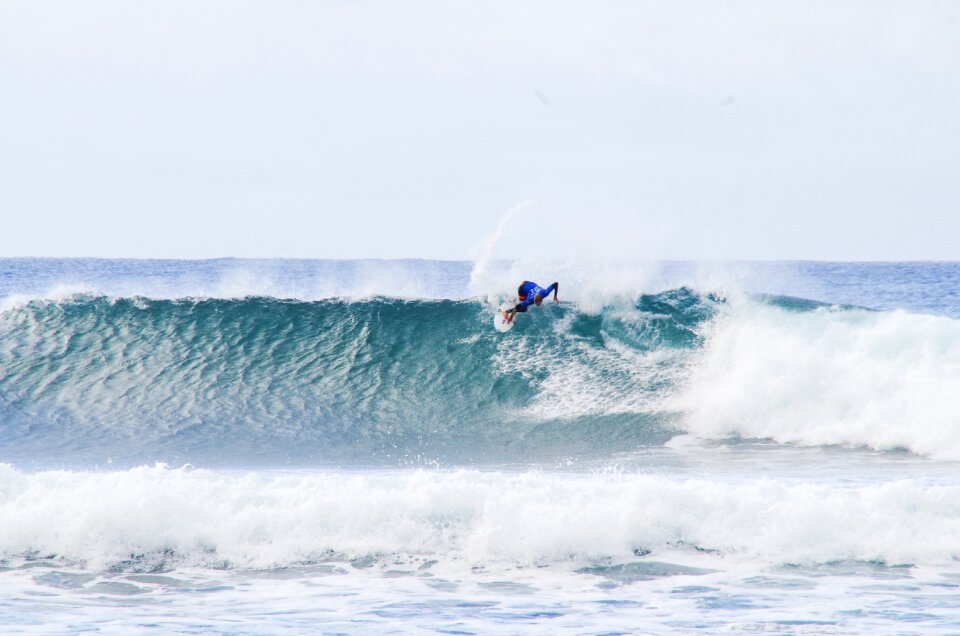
(534, 294), (543, 306)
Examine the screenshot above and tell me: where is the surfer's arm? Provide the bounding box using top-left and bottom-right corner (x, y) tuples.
(548, 282), (559, 302)
(507, 301), (531, 322)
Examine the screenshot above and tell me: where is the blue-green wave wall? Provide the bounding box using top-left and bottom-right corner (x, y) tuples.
(0, 289), (717, 466)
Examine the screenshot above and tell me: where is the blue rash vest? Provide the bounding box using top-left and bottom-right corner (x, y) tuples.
(514, 281), (558, 312)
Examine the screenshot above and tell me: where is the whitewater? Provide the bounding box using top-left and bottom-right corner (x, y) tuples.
(4, 258), (960, 634)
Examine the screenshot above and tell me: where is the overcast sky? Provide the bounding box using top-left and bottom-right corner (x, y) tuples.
(1, 1), (959, 260)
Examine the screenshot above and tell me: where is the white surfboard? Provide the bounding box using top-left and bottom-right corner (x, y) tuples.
(494, 302), (515, 332)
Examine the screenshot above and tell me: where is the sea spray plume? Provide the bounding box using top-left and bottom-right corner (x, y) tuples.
(469, 200), (531, 301)
(465, 199), (662, 310)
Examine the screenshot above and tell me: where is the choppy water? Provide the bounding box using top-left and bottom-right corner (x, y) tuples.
(3, 258), (960, 634)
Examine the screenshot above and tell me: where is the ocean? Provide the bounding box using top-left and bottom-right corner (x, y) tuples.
(3, 257), (960, 634)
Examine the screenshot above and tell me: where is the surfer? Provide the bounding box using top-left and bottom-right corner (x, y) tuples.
(503, 281), (559, 324)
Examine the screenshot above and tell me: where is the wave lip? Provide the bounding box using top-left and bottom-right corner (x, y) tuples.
(0, 258), (476, 305)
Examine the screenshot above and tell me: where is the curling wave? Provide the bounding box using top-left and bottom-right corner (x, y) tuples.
(0, 290), (712, 465)
(3, 287), (960, 464)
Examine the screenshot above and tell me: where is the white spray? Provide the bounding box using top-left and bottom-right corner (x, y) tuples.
(468, 200), (531, 302)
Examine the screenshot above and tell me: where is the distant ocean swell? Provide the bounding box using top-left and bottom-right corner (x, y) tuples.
(2, 288), (960, 463)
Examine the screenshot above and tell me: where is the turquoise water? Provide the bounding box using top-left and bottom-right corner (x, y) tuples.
(0, 289), (715, 467)
(3, 258), (960, 634)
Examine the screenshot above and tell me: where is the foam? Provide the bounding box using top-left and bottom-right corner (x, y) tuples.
(492, 312), (685, 421)
(2, 464), (960, 570)
(672, 300), (960, 458)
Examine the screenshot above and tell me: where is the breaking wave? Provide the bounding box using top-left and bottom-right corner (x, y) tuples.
(2, 287), (960, 464)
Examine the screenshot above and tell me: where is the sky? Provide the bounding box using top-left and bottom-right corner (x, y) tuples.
(1, 1), (959, 260)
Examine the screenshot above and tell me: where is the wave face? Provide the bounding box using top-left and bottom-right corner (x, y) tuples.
(4, 284), (960, 465)
(0, 290), (714, 466)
